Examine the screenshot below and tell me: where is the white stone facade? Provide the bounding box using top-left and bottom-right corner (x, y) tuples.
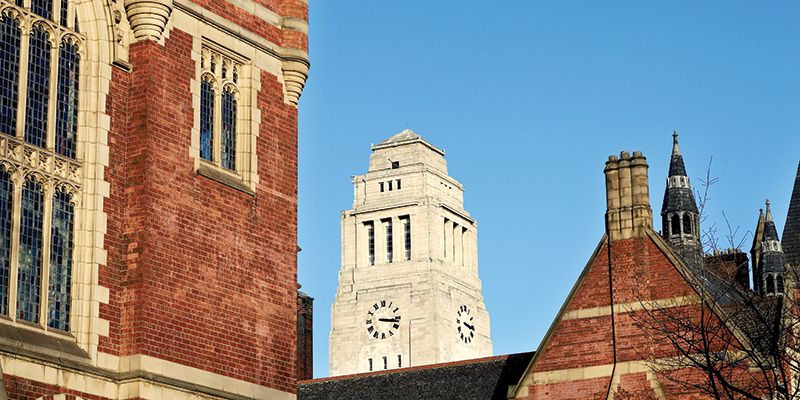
(329, 129), (493, 376)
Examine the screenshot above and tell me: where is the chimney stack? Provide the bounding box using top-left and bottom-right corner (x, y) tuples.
(604, 151), (653, 241)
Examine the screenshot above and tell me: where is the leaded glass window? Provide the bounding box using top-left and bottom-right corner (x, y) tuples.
(0, 14), (20, 137)
(0, 0), (83, 332)
(199, 75), (214, 161)
(18, 178), (44, 323)
(221, 86), (236, 170)
(199, 46), (242, 173)
(0, 168), (11, 315)
(24, 26), (50, 148)
(48, 189), (73, 330)
(31, 0), (52, 20)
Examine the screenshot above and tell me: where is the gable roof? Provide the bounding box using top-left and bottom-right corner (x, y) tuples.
(510, 227), (771, 397)
(298, 352), (534, 400)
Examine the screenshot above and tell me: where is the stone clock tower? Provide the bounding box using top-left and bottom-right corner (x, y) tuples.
(329, 129), (493, 376)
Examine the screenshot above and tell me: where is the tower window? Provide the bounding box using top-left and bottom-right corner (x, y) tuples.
(391, 161), (399, 169)
(383, 356), (388, 370)
(365, 222), (375, 266)
(398, 354), (402, 368)
(396, 179), (401, 190)
(387, 181), (393, 191)
(383, 219), (393, 263)
(766, 275), (775, 295)
(683, 214), (693, 235)
(401, 216), (411, 261)
(379, 182), (384, 192)
(777, 275), (784, 294)
(368, 358), (373, 371)
(670, 214), (680, 236)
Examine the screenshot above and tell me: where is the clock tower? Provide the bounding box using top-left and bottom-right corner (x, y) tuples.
(329, 129), (493, 376)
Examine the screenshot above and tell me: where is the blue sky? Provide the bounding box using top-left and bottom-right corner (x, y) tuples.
(297, 1), (800, 378)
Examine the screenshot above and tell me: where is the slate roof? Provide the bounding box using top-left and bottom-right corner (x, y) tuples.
(298, 352), (534, 400)
(783, 162), (800, 273)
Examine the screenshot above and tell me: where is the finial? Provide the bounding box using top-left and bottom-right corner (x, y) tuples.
(765, 199), (774, 221)
(672, 130), (680, 155)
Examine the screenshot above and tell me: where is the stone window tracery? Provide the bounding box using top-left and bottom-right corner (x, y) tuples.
(199, 46), (242, 172)
(0, 0), (83, 333)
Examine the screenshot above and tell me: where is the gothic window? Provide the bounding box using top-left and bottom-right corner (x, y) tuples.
(221, 86), (236, 170)
(682, 213), (693, 235)
(670, 214), (680, 236)
(198, 47), (243, 173)
(199, 76), (214, 161)
(0, 0), (82, 332)
(0, 14), (20, 136)
(24, 25), (50, 148)
(766, 275), (775, 295)
(777, 275), (784, 295)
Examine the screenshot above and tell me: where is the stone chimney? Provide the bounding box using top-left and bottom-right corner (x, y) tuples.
(604, 151), (653, 241)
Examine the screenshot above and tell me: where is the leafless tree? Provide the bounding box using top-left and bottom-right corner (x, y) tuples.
(623, 158), (800, 399)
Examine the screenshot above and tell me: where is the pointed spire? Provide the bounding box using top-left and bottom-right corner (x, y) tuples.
(672, 130), (681, 155)
(782, 161), (800, 281)
(764, 199), (780, 242)
(661, 131), (702, 267)
(668, 132), (687, 177)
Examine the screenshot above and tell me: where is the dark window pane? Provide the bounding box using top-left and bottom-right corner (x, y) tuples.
(24, 27), (50, 148)
(55, 40), (79, 158)
(17, 179), (44, 323)
(48, 189), (73, 331)
(221, 87), (236, 170)
(200, 78), (214, 161)
(31, 0), (53, 20)
(0, 169), (12, 315)
(0, 15), (20, 137)
(60, 0), (68, 26)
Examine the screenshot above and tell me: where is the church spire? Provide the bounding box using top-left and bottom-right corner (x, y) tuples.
(753, 200), (787, 296)
(661, 131), (703, 267)
(782, 162), (800, 287)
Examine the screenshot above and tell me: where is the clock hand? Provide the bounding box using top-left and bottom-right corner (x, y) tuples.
(463, 322), (475, 331)
(379, 318), (400, 323)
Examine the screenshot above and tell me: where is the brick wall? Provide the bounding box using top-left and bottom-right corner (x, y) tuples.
(297, 290), (314, 380)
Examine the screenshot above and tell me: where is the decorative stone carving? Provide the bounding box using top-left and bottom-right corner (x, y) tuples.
(281, 56), (310, 107)
(124, 0), (173, 42)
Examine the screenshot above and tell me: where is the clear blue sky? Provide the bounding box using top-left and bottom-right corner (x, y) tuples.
(297, 1), (800, 378)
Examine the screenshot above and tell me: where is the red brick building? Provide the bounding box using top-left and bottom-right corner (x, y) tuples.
(300, 136), (800, 399)
(0, 0), (309, 398)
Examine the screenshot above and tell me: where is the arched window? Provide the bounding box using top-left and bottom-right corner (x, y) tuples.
(221, 85), (237, 170)
(683, 213), (693, 235)
(48, 188), (73, 330)
(0, 13), (21, 136)
(0, 0), (82, 332)
(671, 214), (680, 236)
(776, 275), (784, 295)
(198, 47), (241, 173)
(766, 275), (775, 295)
(199, 75), (215, 161)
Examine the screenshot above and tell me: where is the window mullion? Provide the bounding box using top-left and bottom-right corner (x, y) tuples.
(38, 183), (53, 328)
(45, 37), (58, 150)
(15, 27), (30, 139)
(213, 88), (222, 165)
(7, 175), (22, 320)
(52, 0), (61, 26)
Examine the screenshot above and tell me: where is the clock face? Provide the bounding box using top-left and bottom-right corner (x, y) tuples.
(456, 305), (475, 344)
(365, 300), (401, 340)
